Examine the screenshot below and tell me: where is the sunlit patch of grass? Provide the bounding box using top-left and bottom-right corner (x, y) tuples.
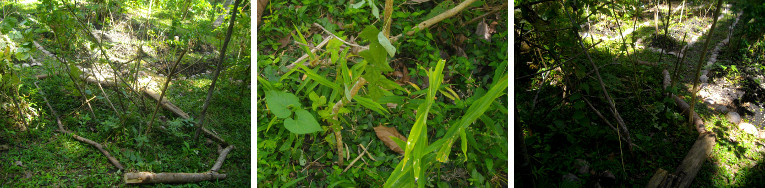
(191, 77), (212, 88)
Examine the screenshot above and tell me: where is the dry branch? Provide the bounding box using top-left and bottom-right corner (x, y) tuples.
(210, 145), (235, 172)
(561, 1), (633, 152)
(398, 0), (478, 38)
(646, 70), (717, 188)
(124, 172), (226, 184)
(34, 82), (124, 170)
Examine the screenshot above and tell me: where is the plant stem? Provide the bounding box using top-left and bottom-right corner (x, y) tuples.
(689, 0), (723, 128)
(146, 44), (188, 135)
(194, 0), (242, 140)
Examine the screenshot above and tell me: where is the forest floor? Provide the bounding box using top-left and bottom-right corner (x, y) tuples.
(1, 1), (250, 187)
(576, 1), (765, 186)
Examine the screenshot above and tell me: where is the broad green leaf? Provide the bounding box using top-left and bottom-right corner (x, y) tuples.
(284, 109), (323, 134)
(353, 95), (389, 116)
(423, 1), (454, 20)
(264, 90), (301, 118)
(377, 32), (396, 57)
(327, 38), (343, 64)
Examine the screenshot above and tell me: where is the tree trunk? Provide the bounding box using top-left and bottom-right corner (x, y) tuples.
(195, 0), (242, 140)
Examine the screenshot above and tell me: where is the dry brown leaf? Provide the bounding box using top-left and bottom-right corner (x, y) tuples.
(277, 34), (292, 50)
(374, 126), (407, 154)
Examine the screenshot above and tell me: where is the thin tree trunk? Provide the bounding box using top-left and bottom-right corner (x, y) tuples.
(195, 0), (242, 140)
(562, 0), (634, 152)
(146, 44), (189, 135)
(515, 108), (535, 187)
(689, 0), (723, 128)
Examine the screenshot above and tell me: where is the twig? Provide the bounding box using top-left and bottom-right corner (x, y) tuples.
(359, 141), (376, 161)
(583, 97), (640, 150)
(391, 0), (479, 41)
(301, 153), (326, 172)
(461, 2), (508, 27)
(35, 81), (124, 170)
(286, 36), (332, 69)
(146, 43), (189, 135)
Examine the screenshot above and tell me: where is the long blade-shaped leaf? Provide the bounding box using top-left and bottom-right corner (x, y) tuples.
(297, 63), (342, 91)
(353, 95), (390, 116)
(436, 74), (508, 162)
(399, 59), (445, 184)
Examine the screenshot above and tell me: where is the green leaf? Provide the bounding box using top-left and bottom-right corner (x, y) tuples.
(353, 95), (389, 116)
(460, 129), (467, 162)
(308, 92), (327, 111)
(297, 64), (342, 91)
(436, 74), (508, 162)
(423, 1), (454, 20)
(265, 90), (302, 118)
(69, 64), (82, 80)
(351, 0), (365, 9)
(284, 109), (323, 134)
(367, 0), (379, 19)
(377, 32), (396, 57)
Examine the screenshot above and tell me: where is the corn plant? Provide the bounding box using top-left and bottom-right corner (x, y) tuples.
(384, 60), (508, 187)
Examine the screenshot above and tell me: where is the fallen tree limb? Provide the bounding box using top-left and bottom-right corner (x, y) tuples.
(34, 81), (125, 170)
(646, 70), (717, 188)
(124, 172), (226, 184)
(393, 0), (478, 41)
(210, 145), (235, 172)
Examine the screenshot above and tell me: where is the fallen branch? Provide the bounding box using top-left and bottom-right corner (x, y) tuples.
(394, 0), (478, 40)
(210, 145), (235, 172)
(583, 97), (639, 150)
(34, 81), (124, 170)
(124, 172), (226, 184)
(646, 70), (717, 188)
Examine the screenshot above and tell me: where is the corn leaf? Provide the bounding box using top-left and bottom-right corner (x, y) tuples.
(436, 74), (507, 162)
(297, 63), (342, 91)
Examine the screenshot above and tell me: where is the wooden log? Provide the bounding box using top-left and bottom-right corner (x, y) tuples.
(124, 172), (226, 184)
(210, 145), (234, 172)
(662, 69), (706, 133)
(646, 168), (668, 188)
(672, 132), (715, 188)
(142, 88), (191, 119)
(648, 69), (717, 187)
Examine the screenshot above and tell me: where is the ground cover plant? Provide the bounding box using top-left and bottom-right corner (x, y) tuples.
(0, 0), (250, 186)
(516, 0), (765, 187)
(256, 0), (509, 187)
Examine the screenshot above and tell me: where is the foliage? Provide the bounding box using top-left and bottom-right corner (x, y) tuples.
(2, 0), (250, 186)
(258, 0), (508, 187)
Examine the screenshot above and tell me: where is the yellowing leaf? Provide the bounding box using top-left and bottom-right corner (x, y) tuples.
(374, 126), (407, 154)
